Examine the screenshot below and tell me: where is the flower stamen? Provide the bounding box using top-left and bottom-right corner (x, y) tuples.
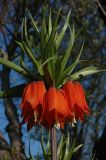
(71, 116), (77, 127)
(34, 111), (38, 122)
(54, 122), (60, 129)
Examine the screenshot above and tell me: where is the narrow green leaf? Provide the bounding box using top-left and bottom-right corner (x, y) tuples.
(70, 66), (106, 80)
(24, 41), (43, 74)
(0, 58), (33, 79)
(40, 16), (47, 60)
(52, 8), (62, 31)
(56, 26), (75, 86)
(20, 41), (36, 64)
(63, 133), (70, 160)
(26, 9), (39, 33)
(17, 40), (41, 75)
(45, 27), (56, 59)
(21, 17), (43, 75)
(91, 153), (96, 160)
(42, 14), (48, 43)
(73, 144), (83, 153)
(67, 138), (76, 160)
(48, 8), (52, 36)
(47, 48), (56, 80)
(46, 132), (50, 151)
(63, 40), (85, 77)
(57, 134), (64, 157)
(21, 17), (28, 41)
(40, 136), (47, 160)
(17, 41), (43, 75)
(41, 9), (62, 80)
(79, 59), (106, 67)
(22, 15), (40, 55)
(28, 35), (41, 54)
(20, 57), (36, 78)
(16, 41), (25, 52)
(22, 17), (38, 65)
(38, 56), (57, 74)
(55, 11), (71, 49)
(45, 8), (62, 59)
(60, 25), (75, 73)
(56, 40), (84, 87)
(21, 17), (24, 40)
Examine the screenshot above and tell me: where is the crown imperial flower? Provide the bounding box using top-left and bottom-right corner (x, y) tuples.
(63, 81), (90, 122)
(20, 81), (46, 131)
(20, 80), (90, 131)
(41, 87), (73, 128)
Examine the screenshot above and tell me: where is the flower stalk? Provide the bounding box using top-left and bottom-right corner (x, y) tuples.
(51, 126), (57, 160)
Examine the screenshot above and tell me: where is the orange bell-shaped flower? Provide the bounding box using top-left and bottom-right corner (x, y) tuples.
(63, 81), (90, 122)
(20, 81), (46, 131)
(41, 87), (72, 128)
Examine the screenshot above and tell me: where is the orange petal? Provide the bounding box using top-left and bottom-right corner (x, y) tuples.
(41, 87), (72, 128)
(63, 81), (76, 113)
(20, 81), (46, 110)
(74, 82), (90, 115)
(45, 87), (70, 116)
(37, 81), (47, 105)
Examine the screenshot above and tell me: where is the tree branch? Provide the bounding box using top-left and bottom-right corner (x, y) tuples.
(95, 0), (106, 16)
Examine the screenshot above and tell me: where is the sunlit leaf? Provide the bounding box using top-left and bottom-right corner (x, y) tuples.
(70, 66), (106, 80)
(73, 144), (83, 153)
(48, 8), (52, 36)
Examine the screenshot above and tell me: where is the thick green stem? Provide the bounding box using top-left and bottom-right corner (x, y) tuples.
(51, 127), (57, 160)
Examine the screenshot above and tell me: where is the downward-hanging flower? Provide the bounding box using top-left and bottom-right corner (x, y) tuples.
(20, 81), (46, 131)
(41, 87), (73, 128)
(63, 81), (90, 124)
(20, 80), (90, 131)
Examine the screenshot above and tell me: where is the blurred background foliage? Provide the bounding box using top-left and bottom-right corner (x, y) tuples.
(0, 0), (106, 160)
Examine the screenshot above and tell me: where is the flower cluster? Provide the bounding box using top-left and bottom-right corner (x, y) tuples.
(20, 81), (90, 131)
